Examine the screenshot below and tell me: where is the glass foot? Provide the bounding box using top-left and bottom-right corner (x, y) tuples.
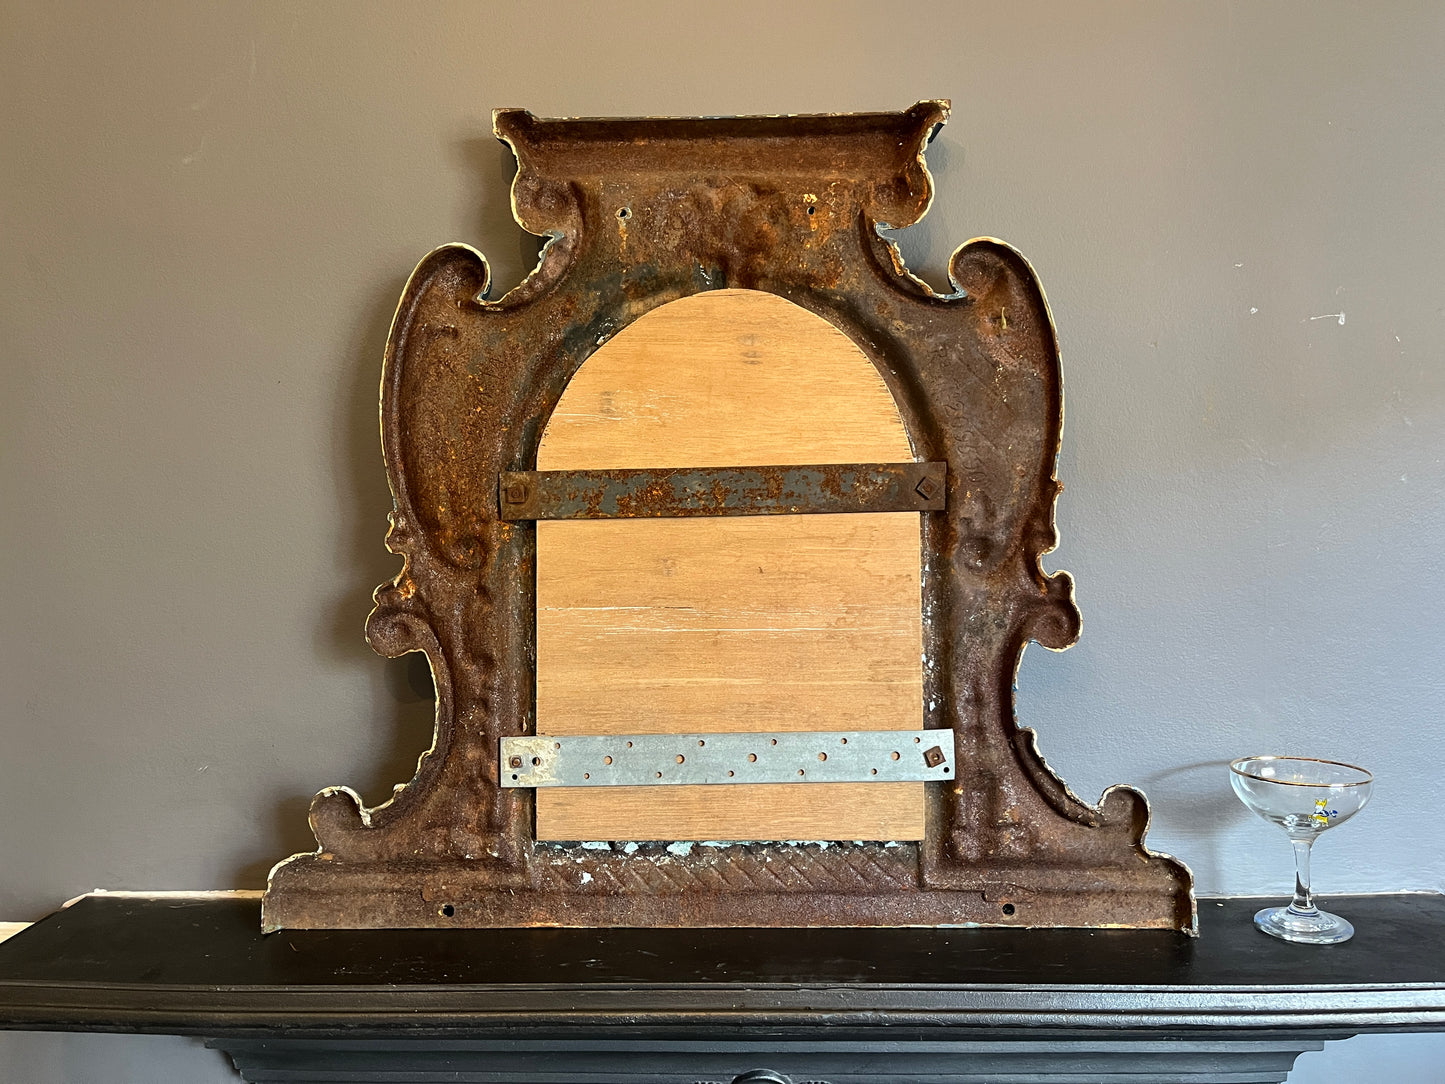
(1254, 905), (1354, 944)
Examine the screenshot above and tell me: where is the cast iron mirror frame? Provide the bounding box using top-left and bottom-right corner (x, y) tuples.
(262, 102), (1195, 933)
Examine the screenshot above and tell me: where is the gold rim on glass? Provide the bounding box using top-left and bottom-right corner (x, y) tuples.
(1229, 755), (1373, 787)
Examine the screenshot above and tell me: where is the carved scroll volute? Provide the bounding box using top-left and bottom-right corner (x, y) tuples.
(307, 244), (511, 865)
(908, 238), (1163, 887)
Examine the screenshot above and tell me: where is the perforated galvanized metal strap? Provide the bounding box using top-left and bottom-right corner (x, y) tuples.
(500, 730), (953, 788)
(497, 462), (946, 520)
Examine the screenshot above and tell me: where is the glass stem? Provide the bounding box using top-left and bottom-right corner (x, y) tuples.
(1289, 837), (1317, 915)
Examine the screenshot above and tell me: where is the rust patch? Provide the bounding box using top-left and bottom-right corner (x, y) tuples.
(498, 462), (945, 520)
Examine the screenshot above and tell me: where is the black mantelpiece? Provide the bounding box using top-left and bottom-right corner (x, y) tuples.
(3, 893), (1445, 1082)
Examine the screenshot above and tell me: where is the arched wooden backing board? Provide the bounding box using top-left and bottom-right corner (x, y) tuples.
(535, 288), (924, 840)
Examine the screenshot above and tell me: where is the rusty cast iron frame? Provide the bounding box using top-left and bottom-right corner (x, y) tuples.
(498, 462), (947, 520)
(262, 101), (1195, 933)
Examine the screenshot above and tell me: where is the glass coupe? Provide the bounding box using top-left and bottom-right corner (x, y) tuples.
(1229, 755), (1373, 944)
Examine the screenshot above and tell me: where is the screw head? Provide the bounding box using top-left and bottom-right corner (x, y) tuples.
(923, 745), (946, 768)
(508, 755), (523, 769)
(915, 475), (940, 501)
(504, 482), (528, 504)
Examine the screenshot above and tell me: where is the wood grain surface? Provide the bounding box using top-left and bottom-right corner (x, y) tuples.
(535, 289), (923, 840)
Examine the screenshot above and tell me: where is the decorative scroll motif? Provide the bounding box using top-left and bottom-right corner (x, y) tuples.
(262, 102), (1195, 933)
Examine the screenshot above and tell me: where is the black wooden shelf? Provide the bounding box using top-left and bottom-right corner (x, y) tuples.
(3, 893), (1444, 1082)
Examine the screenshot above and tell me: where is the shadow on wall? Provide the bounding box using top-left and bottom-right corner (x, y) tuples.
(232, 273), (421, 890)
(326, 272), (433, 795)
(231, 134), (544, 889)
(1138, 760), (1252, 889)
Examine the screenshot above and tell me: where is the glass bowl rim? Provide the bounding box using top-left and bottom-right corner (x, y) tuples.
(1229, 754), (1373, 787)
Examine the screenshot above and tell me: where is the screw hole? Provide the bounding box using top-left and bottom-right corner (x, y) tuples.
(510, 774), (518, 781)
(626, 741), (634, 748)
(553, 742), (561, 750)
(698, 739), (705, 746)
(747, 753), (758, 763)
(770, 738), (778, 746)
(1002, 903), (1016, 916)
(655, 771), (662, 778)
(727, 770), (735, 777)
(583, 772), (590, 780)
(440, 904), (455, 918)
(890, 751), (901, 761)
(818, 752), (827, 761)
(617, 207), (630, 219)
(531, 756), (542, 766)
(603, 756), (613, 765)
(870, 768), (878, 775)
(944, 767), (951, 773)
(797, 769), (805, 776)
(840, 737), (848, 744)
(914, 737), (922, 743)
(807, 205), (815, 215)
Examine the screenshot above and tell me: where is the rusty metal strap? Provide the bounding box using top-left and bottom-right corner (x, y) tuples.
(498, 462), (945, 520)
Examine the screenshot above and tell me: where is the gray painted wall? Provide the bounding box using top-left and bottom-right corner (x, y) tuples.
(3, 2), (1442, 1079)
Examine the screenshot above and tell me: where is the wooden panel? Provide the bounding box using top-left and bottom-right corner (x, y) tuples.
(538, 289), (915, 470)
(536, 515), (922, 733)
(536, 289), (923, 840)
(537, 783), (920, 843)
